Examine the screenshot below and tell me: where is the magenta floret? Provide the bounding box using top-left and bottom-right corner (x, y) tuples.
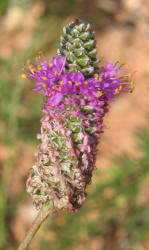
(22, 53), (134, 113)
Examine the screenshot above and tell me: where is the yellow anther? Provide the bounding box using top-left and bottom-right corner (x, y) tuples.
(27, 59), (31, 64)
(60, 81), (64, 85)
(68, 81), (72, 85)
(75, 82), (79, 86)
(130, 85), (135, 93)
(29, 65), (36, 72)
(37, 65), (42, 71)
(42, 83), (47, 88)
(49, 63), (53, 67)
(84, 81), (88, 85)
(52, 85), (56, 89)
(21, 73), (27, 79)
(94, 73), (99, 78)
(35, 56), (39, 61)
(21, 67), (25, 71)
(30, 67), (36, 72)
(97, 90), (102, 96)
(115, 88), (119, 94)
(131, 80), (134, 85)
(125, 63), (129, 69)
(54, 71), (58, 76)
(42, 76), (48, 81)
(119, 85), (123, 90)
(98, 77), (102, 82)
(128, 73), (131, 79)
(59, 87), (62, 92)
(39, 50), (43, 54)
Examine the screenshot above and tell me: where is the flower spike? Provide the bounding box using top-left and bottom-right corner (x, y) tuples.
(22, 20), (134, 212)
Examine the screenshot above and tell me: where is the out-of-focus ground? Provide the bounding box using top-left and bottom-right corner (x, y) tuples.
(0, 0), (149, 249)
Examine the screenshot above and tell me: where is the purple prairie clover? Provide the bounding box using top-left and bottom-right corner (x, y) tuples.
(24, 20), (135, 212)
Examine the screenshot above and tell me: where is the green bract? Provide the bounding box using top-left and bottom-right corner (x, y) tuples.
(57, 19), (99, 77)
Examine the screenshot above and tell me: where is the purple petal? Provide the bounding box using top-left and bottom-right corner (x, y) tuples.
(67, 72), (84, 83)
(32, 85), (43, 91)
(51, 92), (63, 106)
(74, 72), (84, 83)
(56, 57), (66, 72)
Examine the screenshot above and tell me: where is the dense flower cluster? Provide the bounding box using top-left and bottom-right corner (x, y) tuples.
(23, 51), (134, 211)
(22, 53), (134, 111)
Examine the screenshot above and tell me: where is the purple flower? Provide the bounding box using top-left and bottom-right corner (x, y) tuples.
(22, 53), (134, 112)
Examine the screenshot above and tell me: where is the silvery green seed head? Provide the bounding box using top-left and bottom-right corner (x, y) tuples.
(26, 104), (98, 211)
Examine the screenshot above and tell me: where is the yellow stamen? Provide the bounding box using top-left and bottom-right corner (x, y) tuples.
(68, 81), (72, 85)
(39, 50), (43, 54)
(29, 65), (36, 72)
(21, 67), (25, 71)
(27, 59), (31, 64)
(21, 73), (27, 79)
(42, 83), (47, 88)
(60, 81), (64, 85)
(124, 63), (129, 69)
(59, 87), (62, 92)
(98, 77), (102, 82)
(37, 65), (42, 71)
(130, 85), (135, 93)
(35, 56), (40, 61)
(97, 90), (102, 96)
(131, 80), (134, 86)
(84, 81), (88, 85)
(54, 71), (58, 76)
(75, 82), (79, 86)
(128, 73), (131, 79)
(94, 73), (99, 78)
(49, 63), (53, 67)
(119, 85), (123, 90)
(52, 86), (56, 89)
(115, 88), (119, 94)
(42, 76), (48, 81)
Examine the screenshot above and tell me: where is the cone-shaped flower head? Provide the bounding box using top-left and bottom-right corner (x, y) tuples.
(22, 20), (134, 212)
(58, 19), (99, 77)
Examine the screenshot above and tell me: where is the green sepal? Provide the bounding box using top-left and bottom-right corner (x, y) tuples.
(88, 49), (97, 59)
(84, 40), (95, 50)
(74, 48), (86, 57)
(77, 57), (90, 67)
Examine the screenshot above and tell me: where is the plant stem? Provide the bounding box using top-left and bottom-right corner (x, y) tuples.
(17, 204), (53, 250)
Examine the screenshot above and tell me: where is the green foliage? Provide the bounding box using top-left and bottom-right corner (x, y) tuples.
(0, 0), (9, 14)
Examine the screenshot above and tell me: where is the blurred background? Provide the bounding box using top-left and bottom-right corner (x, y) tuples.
(0, 0), (149, 249)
